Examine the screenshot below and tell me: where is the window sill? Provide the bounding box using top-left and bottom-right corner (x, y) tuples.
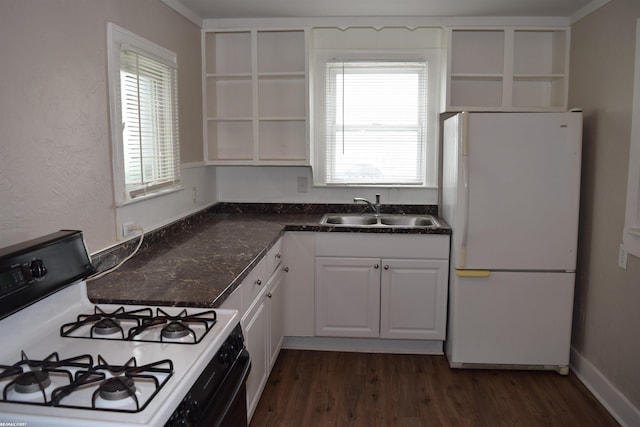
(623, 228), (640, 258)
(116, 185), (183, 208)
(316, 182), (437, 189)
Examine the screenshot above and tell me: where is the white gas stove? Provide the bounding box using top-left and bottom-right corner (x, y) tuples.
(0, 231), (248, 427)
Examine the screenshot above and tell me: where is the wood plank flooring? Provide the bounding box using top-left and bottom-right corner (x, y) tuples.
(250, 350), (619, 427)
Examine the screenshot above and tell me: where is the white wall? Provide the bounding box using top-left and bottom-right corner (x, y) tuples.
(0, 0), (209, 254)
(114, 165), (217, 247)
(215, 166), (439, 204)
(569, 1), (640, 425)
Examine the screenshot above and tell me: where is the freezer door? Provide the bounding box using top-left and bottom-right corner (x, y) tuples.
(461, 112), (582, 271)
(446, 271), (575, 367)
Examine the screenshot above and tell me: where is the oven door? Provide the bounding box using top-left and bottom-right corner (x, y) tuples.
(198, 348), (251, 427)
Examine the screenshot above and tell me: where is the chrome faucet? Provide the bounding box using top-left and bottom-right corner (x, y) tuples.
(354, 194), (381, 217)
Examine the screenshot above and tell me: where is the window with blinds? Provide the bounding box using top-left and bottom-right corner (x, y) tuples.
(119, 49), (180, 199)
(107, 23), (181, 205)
(324, 61), (428, 185)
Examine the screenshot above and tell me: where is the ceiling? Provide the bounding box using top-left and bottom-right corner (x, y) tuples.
(168, 0), (598, 20)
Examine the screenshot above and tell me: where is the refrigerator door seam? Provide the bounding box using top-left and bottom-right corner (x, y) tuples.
(459, 112), (470, 268)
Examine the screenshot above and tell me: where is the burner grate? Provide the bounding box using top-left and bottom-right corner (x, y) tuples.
(60, 306), (153, 339)
(60, 305), (217, 344)
(0, 352), (173, 413)
(127, 308), (217, 344)
(1, 351), (93, 404)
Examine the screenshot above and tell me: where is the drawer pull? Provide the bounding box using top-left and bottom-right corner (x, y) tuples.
(275, 253), (282, 259)
(284, 267), (290, 272)
(267, 292), (273, 298)
(255, 279), (262, 286)
(374, 264), (379, 269)
(383, 265), (389, 270)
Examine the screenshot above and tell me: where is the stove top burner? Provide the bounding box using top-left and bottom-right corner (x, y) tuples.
(161, 321), (191, 339)
(93, 318), (121, 335)
(14, 370), (51, 394)
(98, 377), (136, 401)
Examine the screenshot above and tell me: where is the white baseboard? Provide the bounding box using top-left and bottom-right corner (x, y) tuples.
(570, 347), (640, 427)
(283, 336), (444, 355)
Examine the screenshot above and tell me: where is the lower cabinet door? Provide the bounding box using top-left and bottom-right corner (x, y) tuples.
(315, 257), (380, 338)
(379, 259), (449, 340)
(243, 298), (268, 422)
(267, 267), (284, 371)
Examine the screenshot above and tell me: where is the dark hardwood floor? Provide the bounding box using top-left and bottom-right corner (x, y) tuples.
(250, 349), (619, 427)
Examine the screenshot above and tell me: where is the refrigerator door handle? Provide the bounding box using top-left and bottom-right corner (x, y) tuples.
(455, 269), (490, 278)
(459, 112), (470, 267)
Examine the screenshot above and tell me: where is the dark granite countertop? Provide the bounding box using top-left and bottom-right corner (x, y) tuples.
(86, 204), (450, 308)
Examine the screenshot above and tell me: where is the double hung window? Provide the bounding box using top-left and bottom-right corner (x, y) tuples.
(313, 49), (439, 187)
(325, 61), (427, 185)
(108, 23), (181, 205)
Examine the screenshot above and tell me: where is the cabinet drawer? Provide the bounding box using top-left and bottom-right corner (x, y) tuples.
(241, 257), (268, 314)
(265, 237), (283, 276)
(315, 233), (450, 259)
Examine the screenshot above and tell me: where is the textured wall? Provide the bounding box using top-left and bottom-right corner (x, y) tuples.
(0, 0), (203, 252)
(569, 0), (640, 413)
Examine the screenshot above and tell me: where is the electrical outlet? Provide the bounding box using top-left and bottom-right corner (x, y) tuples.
(122, 222), (136, 238)
(297, 176), (308, 193)
(618, 244), (628, 269)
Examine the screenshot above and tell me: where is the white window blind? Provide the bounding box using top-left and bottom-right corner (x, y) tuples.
(119, 48), (180, 200)
(325, 61), (427, 185)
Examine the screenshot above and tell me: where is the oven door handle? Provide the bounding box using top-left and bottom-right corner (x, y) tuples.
(215, 350), (251, 426)
(197, 349), (251, 427)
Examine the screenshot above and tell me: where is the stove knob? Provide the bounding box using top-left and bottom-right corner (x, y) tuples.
(219, 344), (233, 365)
(29, 259), (47, 279)
(187, 400), (201, 423)
(235, 334), (245, 349)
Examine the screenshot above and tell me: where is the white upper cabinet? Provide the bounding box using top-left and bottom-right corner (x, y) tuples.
(202, 29), (308, 164)
(444, 27), (569, 112)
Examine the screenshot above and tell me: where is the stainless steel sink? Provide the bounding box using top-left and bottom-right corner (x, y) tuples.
(323, 215), (379, 225)
(379, 216), (436, 227)
(320, 214), (441, 228)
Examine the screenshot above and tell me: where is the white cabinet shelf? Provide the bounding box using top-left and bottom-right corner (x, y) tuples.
(202, 29), (308, 165)
(444, 27), (569, 112)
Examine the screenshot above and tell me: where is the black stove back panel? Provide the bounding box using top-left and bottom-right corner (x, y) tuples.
(0, 230), (94, 320)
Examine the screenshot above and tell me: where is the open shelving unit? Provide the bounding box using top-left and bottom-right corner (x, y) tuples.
(444, 27), (569, 112)
(202, 29), (308, 164)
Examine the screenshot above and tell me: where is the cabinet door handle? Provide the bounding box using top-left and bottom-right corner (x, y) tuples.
(275, 253), (282, 259)
(283, 266), (290, 272)
(383, 265), (389, 270)
(374, 264), (379, 269)
(267, 292), (273, 298)
(255, 279), (262, 286)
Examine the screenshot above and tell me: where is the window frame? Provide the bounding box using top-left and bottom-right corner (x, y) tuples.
(312, 49), (440, 188)
(107, 23), (182, 206)
(623, 19), (640, 257)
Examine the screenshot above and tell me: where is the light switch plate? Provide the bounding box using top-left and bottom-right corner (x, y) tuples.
(297, 176), (309, 193)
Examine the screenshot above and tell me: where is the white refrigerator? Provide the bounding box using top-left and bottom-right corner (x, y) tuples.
(442, 111), (582, 374)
